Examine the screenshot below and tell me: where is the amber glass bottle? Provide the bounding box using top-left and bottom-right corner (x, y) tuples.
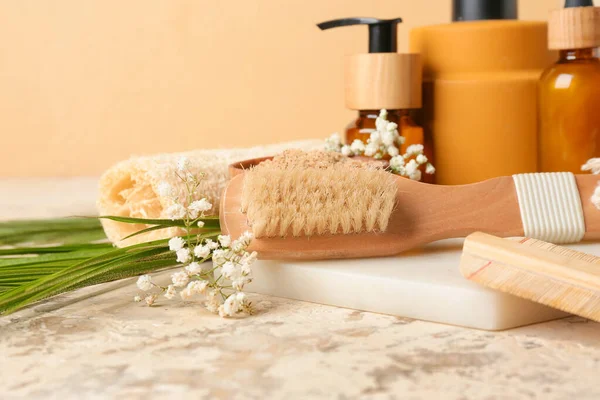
(539, 4), (600, 173)
(538, 48), (600, 172)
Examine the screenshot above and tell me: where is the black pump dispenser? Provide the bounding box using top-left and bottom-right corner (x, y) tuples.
(317, 17), (402, 53)
(452, 0), (517, 22)
(564, 0), (594, 7)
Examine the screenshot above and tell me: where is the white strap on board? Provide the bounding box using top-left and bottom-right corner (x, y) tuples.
(512, 172), (585, 243)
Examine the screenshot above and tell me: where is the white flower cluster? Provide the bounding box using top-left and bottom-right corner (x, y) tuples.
(324, 109), (435, 181)
(133, 156), (256, 318)
(388, 144), (435, 181)
(158, 156), (212, 221)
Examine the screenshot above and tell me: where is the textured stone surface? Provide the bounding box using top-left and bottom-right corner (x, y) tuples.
(1, 179), (600, 399)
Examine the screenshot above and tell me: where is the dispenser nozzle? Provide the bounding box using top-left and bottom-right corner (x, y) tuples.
(564, 0), (594, 7)
(317, 17), (403, 53)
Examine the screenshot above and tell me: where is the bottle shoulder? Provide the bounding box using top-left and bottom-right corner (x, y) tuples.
(540, 60), (600, 87)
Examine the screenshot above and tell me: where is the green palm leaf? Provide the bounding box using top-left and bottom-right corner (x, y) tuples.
(0, 216), (221, 315)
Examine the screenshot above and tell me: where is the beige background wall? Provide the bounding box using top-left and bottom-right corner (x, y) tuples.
(0, 0), (561, 177)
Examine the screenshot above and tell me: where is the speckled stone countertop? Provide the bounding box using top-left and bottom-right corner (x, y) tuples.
(1, 178), (599, 400)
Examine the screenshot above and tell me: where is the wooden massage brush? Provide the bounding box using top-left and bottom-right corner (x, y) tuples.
(220, 151), (600, 260)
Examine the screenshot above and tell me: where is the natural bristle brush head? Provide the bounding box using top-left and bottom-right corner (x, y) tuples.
(241, 157), (398, 238)
(220, 150), (412, 260)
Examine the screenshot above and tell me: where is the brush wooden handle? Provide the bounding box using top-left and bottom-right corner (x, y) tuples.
(392, 174), (600, 250)
(460, 232), (600, 322)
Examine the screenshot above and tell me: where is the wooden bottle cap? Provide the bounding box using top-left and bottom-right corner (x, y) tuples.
(344, 53), (422, 110)
(548, 6), (600, 50)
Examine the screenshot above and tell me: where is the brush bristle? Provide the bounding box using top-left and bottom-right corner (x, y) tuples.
(241, 151), (398, 238)
(462, 237), (600, 323)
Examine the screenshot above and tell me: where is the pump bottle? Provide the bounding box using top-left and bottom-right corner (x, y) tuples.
(318, 18), (431, 179)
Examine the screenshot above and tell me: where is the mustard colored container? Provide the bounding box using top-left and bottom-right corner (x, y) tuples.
(409, 2), (556, 185)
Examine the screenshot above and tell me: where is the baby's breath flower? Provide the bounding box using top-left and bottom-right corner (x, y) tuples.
(416, 154), (428, 164)
(197, 221), (205, 228)
(188, 280), (208, 295)
(389, 155), (405, 169)
(204, 239), (219, 250)
(188, 198), (212, 218)
(241, 251), (258, 265)
(166, 204), (186, 220)
(212, 249), (231, 267)
(426, 163), (436, 175)
(325, 132), (343, 152)
(409, 170), (422, 181)
(185, 261), (203, 275)
(364, 143), (378, 157)
(405, 159), (419, 176)
(164, 285), (177, 300)
(171, 271), (190, 288)
(350, 139), (365, 154)
(221, 261), (240, 280)
(180, 286), (194, 300)
(136, 275), (153, 291)
(219, 292), (247, 317)
(406, 144), (424, 156)
(341, 145), (352, 157)
(194, 245), (211, 259)
(177, 156), (190, 172)
(218, 235), (231, 248)
(176, 248), (191, 264)
(387, 146), (399, 157)
(205, 289), (221, 313)
(381, 131), (394, 147)
(133, 295), (142, 302)
(145, 294), (158, 306)
(168, 236), (186, 251)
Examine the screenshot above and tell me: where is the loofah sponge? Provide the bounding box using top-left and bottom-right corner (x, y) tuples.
(97, 141), (323, 247)
(241, 150), (398, 238)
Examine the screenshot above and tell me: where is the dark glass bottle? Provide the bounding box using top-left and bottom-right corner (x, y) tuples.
(538, 48), (600, 173)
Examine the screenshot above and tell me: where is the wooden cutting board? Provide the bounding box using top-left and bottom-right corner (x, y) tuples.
(244, 238), (600, 330)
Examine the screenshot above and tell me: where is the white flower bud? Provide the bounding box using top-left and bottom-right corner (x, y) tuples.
(194, 245), (211, 259)
(350, 139), (366, 154)
(168, 237), (185, 251)
(136, 275), (153, 291)
(176, 248), (191, 264)
(164, 285), (177, 299)
(389, 155), (405, 169)
(386, 122), (398, 132)
(382, 131), (395, 146)
(406, 144), (424, 156)
(364, 143), (378, 157)
(416, 154), (428, 164)
(171, 271), (190, 288)
(218, 235), (231, 248)
(341, 145), (352, 157)
(185, 261), (203, 275)
(387, 146), (400, 157)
